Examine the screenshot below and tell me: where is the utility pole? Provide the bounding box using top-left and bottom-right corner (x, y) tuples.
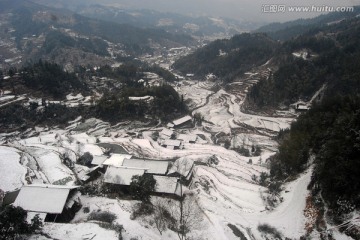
(178, 178), (184, 240)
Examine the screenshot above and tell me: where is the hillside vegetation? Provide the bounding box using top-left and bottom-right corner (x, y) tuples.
(248, 17), (360, 110)
(172, 33), (279, 81)
(253, 17), (360, 233)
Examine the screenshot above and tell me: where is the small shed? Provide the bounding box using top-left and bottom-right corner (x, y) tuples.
(104, 166), (146, 186)
(13, 184), (81, 223)
(122, 159), (169, 175)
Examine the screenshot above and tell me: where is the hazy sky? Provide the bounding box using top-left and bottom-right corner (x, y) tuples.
(99, 0), (360, 22)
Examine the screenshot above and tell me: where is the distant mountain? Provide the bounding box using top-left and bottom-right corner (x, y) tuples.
(0, 0), (194, 68)
(31, 0), (261, 38)
(172, 33), (279, 80)
(255, 6), (360, 40)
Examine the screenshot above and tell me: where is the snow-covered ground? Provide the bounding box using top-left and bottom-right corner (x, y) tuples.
(1, 76), (353, 239)
(0, 146), (26, 192)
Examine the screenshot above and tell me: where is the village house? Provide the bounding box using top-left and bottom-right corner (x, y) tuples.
(122, 159), (169, 175)
(167, 157), (195, 185)
(104, 166), (146, 186)
(177, 134), (197, 144)
(171, 115), (193, 128)
(102, 154), (132, 168)
(161, 139), (183, 150)
(159, 128), (174, 139)
(13, 185), (81, 223)
(290, 101), (310, 113)
(91, 155), (108, 166)
(74, 165), (101, 183)
(153, 175), (184, 198)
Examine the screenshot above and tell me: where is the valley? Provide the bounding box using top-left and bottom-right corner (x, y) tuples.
(1, 1), (360, 240)
(0, 59), (337, 239)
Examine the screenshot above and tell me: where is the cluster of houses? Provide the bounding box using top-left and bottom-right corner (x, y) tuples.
(1, 115), (198, 224)
(2, 152), (195, 224)
(94, 153), (195, 194)
(159, 115), (198, 150)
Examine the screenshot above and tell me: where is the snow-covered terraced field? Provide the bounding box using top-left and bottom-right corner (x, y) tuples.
(194, 89), (293, 134)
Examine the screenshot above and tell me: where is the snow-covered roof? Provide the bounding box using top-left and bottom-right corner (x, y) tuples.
(168, 157), (194, 179)
(172, 115), (192, 126)
(102, 154), (132, 167)
(104, 166), (146, 185)
(162, 139), (182, 147)
(160, 128), (173, 137)
(122, 159), (168, 175)
(13, 185), (78, 214)
(177, 134), (197, 143)
(153, 176), (182, 196)
(129, 96), (153, 101)
(297, 105), (309, 110)
(91, 155), (108, 165)
(74, 165), (91, 182)
(74, 165), (100, 181)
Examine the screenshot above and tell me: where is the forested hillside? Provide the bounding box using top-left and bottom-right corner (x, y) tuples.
(172, 33), (279, 81)
(255, 17), (360, 237)
(247, 17), (360, 110)
(1, 0), (194, 68)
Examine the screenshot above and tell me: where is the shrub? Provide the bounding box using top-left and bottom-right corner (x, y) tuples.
(234, 146), (250, 157)
(131, 202), (154, 220)
(258, 224), (283, 239)
(0, 205), (42, 238)
(268, 181), (282, 195)
(151, 131), (159, 141)
(88, 211), (117, 223)
(83, 207), (90, 213)
(129, 174), (156, 203)
(77, 152), (93, 167)
(224, 139), (231, 149)
(259, 172), (269, 186)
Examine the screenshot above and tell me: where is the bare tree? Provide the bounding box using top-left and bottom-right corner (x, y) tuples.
(152, 193), (204, 240)
(153, 198), (175, 235)
(170, 193), (204, 240)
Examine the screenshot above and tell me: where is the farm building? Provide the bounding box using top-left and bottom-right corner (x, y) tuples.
(122, 159), (169, 175)
(13, 185), (81, 223)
